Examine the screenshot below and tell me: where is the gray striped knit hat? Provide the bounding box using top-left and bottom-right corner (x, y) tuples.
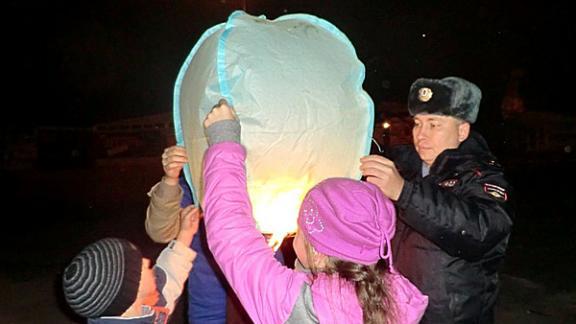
(62, 238), (143, 318)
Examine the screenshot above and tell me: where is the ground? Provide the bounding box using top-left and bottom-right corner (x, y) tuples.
(0, 157), (574, 323)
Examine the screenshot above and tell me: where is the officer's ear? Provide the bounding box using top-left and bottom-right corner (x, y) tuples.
(457, 121), (470, 143)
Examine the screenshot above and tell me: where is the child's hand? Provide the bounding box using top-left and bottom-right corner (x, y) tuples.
(161, 145), (188, 185)
(203, 99), (238, 129)
(176, 205), (200, 247)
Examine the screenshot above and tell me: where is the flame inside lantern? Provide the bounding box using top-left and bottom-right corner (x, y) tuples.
(248, 176), (312, 250)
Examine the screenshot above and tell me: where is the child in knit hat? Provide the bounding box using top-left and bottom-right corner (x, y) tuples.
(62, 205), (199, 323)
(201, 100), (427, 324)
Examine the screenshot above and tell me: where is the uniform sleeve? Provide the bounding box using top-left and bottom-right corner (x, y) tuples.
(145, 179), (184, 243)
(396, 166), (513, 260)
(154, 240), (197, 313)
(202, 142), (307, 324)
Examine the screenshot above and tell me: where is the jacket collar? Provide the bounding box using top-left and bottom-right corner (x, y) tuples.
(389, 131), (494, 178)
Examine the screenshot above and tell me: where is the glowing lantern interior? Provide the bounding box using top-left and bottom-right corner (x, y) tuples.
(173, 11), (374, 247)
(249, 177), (313, 248)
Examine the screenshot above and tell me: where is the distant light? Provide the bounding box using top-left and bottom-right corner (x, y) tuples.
(382, 121), (391, 129)
(421, 33), (427, 38)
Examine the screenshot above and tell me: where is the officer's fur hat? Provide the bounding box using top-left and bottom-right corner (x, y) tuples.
(407, 76), (481, 123)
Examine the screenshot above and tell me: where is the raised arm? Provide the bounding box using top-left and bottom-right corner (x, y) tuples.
(145, 146), (190, 243)
(201, 100), (307, 323)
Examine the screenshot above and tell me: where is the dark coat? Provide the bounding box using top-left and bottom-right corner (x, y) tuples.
(389, 131), (513, 324)
(179, 176), (229, 323)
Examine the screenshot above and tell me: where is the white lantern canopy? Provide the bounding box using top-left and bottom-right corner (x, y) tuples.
(174, 10), (374, 245)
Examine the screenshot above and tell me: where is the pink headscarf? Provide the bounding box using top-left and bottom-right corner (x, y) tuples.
(297, 177), (396, 265)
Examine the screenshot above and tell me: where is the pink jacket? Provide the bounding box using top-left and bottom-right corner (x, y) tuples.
(202, 142), (427, 323)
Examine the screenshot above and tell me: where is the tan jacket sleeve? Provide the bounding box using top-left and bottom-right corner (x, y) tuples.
(145, 178), (184, 243)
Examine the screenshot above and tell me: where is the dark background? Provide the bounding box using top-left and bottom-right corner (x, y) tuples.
(1, 0), (575, 323)
(4, 0), (575, 128)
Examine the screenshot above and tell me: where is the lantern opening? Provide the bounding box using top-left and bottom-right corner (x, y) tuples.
(249, 176), (312, 250)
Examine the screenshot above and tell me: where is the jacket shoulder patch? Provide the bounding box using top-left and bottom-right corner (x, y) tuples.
(483, 183), (508, 201)
(438, 178), (459, 188)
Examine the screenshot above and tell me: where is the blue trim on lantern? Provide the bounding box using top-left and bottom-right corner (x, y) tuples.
(173, 23), (223, 205)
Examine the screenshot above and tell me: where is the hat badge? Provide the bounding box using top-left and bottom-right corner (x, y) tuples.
(418, 87), (433, 102)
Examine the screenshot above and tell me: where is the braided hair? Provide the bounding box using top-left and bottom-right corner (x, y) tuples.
(305, 241), (396, 324)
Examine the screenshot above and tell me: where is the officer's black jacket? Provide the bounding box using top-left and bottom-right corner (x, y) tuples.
(388, 131), (514, 324)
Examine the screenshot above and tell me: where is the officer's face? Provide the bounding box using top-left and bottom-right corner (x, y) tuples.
(412, 114), (470, 166)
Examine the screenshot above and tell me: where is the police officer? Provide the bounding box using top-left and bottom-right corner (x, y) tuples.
(360, 76), (513, 323)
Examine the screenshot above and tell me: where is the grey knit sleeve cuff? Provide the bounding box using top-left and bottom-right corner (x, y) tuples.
(205, 119), (241, 146)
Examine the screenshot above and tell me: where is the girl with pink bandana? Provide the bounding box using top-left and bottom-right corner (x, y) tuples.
(201, 100), (427, 324)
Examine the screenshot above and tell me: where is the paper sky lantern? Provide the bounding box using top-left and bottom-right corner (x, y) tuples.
(173, 10), (374, 245)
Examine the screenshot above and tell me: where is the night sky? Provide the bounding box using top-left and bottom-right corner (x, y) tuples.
(5, 0), (575, 128)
